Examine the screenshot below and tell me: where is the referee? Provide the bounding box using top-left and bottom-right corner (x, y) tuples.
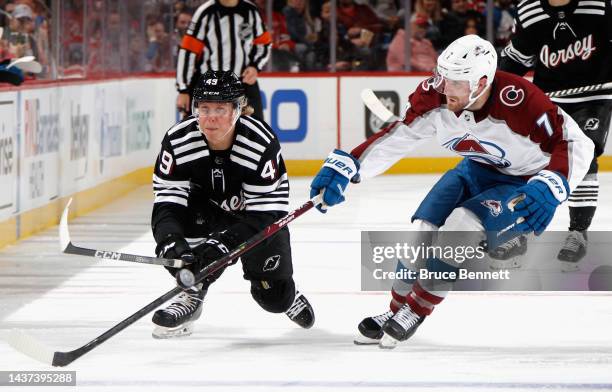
(176, 0), (271, 120)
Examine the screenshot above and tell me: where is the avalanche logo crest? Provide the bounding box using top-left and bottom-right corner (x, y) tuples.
(443, 134), (511, 168)
(481, 200), (503, 217)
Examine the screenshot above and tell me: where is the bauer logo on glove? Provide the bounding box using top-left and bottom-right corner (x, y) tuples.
(310, 149), (360, 213)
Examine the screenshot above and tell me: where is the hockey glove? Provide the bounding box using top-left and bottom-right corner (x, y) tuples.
(507, 170), (569, 236)
(191, 231), (240, 286)
(310, 149), (360, 213)
(156, 234), (195, 276)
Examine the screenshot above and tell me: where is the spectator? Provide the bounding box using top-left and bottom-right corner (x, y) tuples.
(464, 14), (481, 36)
(283, 0), (317, 70)
(490, 0), (516, 49)
(173, 8), (193, 65)
(256, 0), (301, 71)
(146, 20), (172, 72)
(372, 0), (402, 32)
(174, 8), (192, 39)
(336, 0), (384, 69)
(8, 4), (38, 59)
(386, 16), (438, 72)
(337, 0), (384, 36)
(439, 0), (484, 49)
(413, 0), (443, 50)
(312, 0), (352, 71)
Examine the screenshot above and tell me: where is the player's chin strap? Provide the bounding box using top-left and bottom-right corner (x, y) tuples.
(464, 81), (491, 110)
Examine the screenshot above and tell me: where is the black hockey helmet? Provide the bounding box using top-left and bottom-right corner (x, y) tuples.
(192, 70), (245, 107)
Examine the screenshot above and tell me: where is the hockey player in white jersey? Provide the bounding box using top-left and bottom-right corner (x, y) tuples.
(310, 35), (594, 348)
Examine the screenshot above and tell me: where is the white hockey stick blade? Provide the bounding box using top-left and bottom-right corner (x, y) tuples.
(59, 198), (73, 252)
(16, 60), (42, 74)
(361, 89), (399, 122)
(7, 55), (42, 74)
(8, 329), (55, 365)
(8, 55), (35, 67)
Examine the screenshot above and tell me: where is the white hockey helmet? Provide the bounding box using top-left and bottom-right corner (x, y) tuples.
(435, 35), (497, 108)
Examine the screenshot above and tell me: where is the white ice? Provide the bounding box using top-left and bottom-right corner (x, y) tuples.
(1, 174), (612, 392)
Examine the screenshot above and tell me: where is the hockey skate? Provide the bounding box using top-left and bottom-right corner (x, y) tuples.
(557, 230), (587, 272)
(285, 290), (315, 329)
(354, 310), (394, 345)
(152, 284), (206, 339)
(379, 303), (425, 349)
(487, 235), (528, 270)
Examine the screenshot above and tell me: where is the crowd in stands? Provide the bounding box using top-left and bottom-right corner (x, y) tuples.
(0, 0), (517, 81)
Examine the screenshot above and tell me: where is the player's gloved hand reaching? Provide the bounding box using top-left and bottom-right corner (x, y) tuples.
(156, 233), (195, 263)
(190, 230), (240, 286)
(310, 149), (360, 213)
(156, 234), (196, 280)
(507, 170), (569, 236)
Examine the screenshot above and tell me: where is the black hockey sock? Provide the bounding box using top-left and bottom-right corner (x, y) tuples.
(568, 206), (596, 232)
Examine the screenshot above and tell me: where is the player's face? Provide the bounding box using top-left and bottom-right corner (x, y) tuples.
(434, 76), (472, 112)
(197, 101), (236, 148)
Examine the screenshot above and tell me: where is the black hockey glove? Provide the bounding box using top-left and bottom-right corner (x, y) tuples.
(191, 231), (240, 287)
(155, 234), (195, 276)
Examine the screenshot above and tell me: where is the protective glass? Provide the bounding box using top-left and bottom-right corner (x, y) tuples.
(433, 70), (472, 97)
(196, 104), (232, 118)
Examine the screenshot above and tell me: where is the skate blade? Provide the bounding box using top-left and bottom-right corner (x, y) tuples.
(560, 261), (580, 273)
(378, 333), (399, 349)
(152, 322), (194, 339)
(353, 334), (381, 345)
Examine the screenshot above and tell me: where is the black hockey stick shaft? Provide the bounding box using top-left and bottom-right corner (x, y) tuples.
(49, 196), (319, 367)
(63, 242), (185, 268)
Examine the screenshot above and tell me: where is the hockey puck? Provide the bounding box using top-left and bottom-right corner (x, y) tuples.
(176, 269), (196, 289)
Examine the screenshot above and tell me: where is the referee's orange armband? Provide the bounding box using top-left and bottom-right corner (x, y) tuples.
(181, 35), (205, 54)
(253, 31), (272, 45)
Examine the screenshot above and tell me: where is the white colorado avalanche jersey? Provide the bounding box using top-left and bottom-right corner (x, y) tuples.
(351, 71), (594, 192)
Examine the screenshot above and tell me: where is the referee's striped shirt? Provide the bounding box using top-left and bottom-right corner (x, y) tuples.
(177, 0), (271, 93)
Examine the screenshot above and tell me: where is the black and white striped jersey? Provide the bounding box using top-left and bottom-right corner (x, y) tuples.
(499, 0), (612, 95)
(151, 115), (288, 244)
(176, 0), (271, 93)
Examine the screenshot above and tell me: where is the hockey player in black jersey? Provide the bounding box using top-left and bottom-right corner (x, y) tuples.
(499, 0), (612, 270)
(150, 70), (314, 338)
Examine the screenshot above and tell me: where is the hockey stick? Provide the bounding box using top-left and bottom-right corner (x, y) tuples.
(8, 195), (322, 367)
(59, 199), (185, 268)
(361, 88), (400, 122)
(546, 82), (612, 99)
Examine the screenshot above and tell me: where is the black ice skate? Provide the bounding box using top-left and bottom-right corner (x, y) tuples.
(285, 290), (315, 329)
(379, 303), (425, 349)
(488, 235), (528, 270)
(354, 310), (394, 345)
(152, 284), (206, 339)
(557, 230), (587, 272)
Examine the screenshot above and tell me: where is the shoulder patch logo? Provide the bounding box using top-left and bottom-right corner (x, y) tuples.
(499, 85), (525, 107)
